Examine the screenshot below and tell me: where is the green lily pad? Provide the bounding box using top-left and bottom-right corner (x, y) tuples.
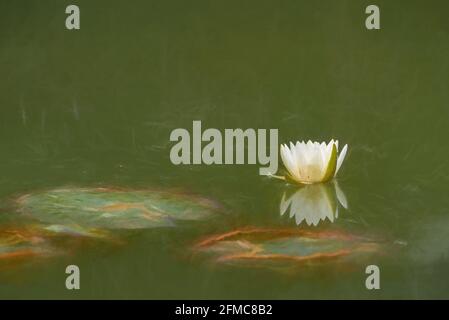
(15, 187), (222, 231)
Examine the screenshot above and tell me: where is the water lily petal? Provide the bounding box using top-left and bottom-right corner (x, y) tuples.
(290, 143), (304, 180)
(335, 144), (348, 176)
(321, 143), (337, 182)
(280, 145), (295, 176)
(319, 142), (327, 172)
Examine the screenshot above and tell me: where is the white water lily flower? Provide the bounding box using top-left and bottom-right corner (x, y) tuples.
(280, 181), (348, 227)
(279, 139), (348, 184)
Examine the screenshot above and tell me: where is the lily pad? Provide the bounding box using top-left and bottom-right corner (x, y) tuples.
(0, 222), (119, 271)
(194, 227), (382, 269)
(15, 187), (221, 231)
(0, 225), (59, 262)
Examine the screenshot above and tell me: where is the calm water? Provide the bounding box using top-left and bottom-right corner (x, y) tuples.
(1, 0), (449, 299)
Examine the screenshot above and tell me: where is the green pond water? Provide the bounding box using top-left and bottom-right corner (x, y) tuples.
(1, 0), (449, 299)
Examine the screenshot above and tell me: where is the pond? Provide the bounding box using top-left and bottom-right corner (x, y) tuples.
(0, 0), (448, 299)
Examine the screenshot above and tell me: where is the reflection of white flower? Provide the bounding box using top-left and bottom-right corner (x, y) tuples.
(280, 181), (348, 227)
(279, 140), (348, 184)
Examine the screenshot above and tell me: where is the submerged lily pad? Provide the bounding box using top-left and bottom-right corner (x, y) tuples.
(0, 225), (58, 262)
(0, 222), (120, 272)
(194, 227), (382, 269)
(15, 187), (221, 231)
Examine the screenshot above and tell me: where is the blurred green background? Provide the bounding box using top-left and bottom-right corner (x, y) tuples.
(1, 0), (449, 299)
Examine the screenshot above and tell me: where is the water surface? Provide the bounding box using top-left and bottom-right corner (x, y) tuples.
(1, 0), (449, 299)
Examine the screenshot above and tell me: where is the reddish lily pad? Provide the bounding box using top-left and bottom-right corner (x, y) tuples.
(0, 225), (60, 265)
(193, 227), (382, 269)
